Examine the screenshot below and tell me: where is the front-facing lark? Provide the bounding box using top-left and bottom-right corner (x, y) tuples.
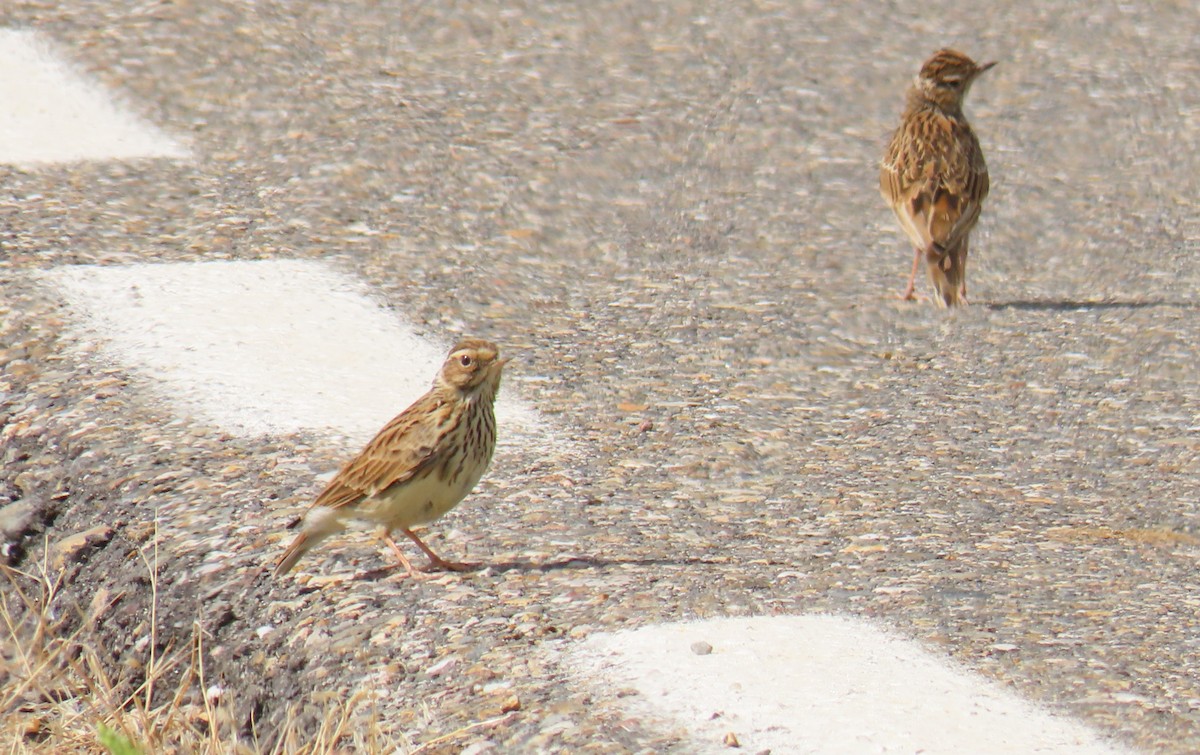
(881, 49), (994, 307)
(275, 338), (508, 578)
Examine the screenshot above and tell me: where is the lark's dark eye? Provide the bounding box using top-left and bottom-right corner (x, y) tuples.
(460, 354), (473, 367)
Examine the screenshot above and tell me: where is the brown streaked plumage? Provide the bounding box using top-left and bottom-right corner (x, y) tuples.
(881, 49), (994, 307)
(274, 338), (508, 578)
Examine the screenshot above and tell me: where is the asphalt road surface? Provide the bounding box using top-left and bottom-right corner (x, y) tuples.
(3, 1), (1200, 752)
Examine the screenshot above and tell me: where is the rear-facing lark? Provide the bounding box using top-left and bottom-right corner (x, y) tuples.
(881, 49), (994, 307)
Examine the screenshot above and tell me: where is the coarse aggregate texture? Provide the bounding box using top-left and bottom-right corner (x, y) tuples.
(3, 0), (1200, 752)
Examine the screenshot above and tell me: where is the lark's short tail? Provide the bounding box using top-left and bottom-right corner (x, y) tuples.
(273, 506), (345, 576)
(926, 239), (968, 308)
(274, 532), (313, 576)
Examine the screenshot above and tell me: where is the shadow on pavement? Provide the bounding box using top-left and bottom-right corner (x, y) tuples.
(983, 298), (1196, 311)
(485, 555), (736, 573)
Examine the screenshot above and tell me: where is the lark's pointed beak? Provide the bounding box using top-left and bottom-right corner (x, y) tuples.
(496, 357), (513, 370)
(976, 60), (997, 76)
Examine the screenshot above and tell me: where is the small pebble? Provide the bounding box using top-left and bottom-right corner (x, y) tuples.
(691, 641), (714, 656)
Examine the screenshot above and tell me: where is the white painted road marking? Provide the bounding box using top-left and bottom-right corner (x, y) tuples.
(48, 260), (542, 443)
(0, 28), (187, 163)
(569, 615), (1133, 754)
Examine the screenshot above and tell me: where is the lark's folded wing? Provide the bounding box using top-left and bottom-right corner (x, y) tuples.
(881, 111), (989, 256)
(311, 397), (451, 511)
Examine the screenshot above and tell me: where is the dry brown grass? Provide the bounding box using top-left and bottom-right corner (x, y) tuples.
(0, 528), (402, 754)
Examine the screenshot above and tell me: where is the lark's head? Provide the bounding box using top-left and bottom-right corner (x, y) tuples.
(439, 337), (509, 394)
(915, 49), (995, 108)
